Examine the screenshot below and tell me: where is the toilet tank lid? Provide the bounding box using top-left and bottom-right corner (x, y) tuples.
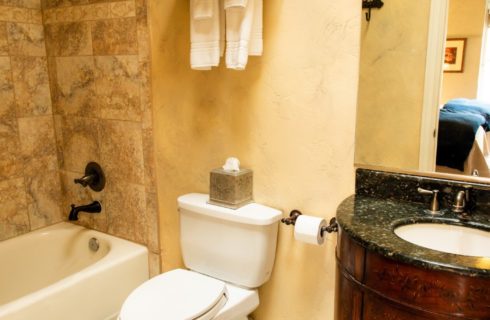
(178, 193), (282, 226)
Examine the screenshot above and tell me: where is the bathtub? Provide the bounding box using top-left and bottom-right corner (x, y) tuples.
(0, 222), (149, 320)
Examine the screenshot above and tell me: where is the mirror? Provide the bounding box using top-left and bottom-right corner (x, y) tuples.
(355, 0), (490, 182)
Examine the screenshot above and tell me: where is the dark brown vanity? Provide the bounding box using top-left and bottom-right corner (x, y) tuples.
(335, 169), (490, 320)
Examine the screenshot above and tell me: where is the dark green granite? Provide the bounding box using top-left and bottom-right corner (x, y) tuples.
(336, 169), (490, 278)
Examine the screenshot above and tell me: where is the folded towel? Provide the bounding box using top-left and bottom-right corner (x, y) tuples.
(249, 0), (262, 56)
(219, 0), (225, 57)
(192, 0), (214, 20)
(224, 0), (248, 8)
(225, 0), (255, 70)
(190, 0), (221, 70)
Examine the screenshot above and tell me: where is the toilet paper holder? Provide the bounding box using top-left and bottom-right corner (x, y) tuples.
(280, 210), (338, 235)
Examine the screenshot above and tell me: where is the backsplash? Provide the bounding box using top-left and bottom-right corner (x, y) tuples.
(356, 168), (490, 213)
(0, 0), (160, 275)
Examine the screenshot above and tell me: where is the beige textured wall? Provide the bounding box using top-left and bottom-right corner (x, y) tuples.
(149, 1), (360, 319)
(41, 0), (160, 276)
(441, 0), (486, 103)
(355, 1), (431, 170)
(0, 0), (62, 241)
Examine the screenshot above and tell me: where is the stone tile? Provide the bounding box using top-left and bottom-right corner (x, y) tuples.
(0, 5), (40, 23)
(139, 60), (151, 124)
(46, 56), (58, 111)
(17, 115), (58, 172)
(59, 170), (107, 231)
(94, 55), (141, 121)
(136, 21), (149, 61)
(43, 7), (84, 24)
(91, 18), (137, 55)
(0, 177), (30, 241)
(30, 7), (42, 22)
(59, 116), (99, 172)
(42, 0), (87, 9)
(0, 22), (8, 55)
(82, 3), (109, 20)
(11, 56), (52, 117)
(0, 57), (15, 130)
(0, 0), (41, 9)
(0, 57), (23, 179)
(134, 0), (147, 22)
(0, 132), (23, 179)
(142, 127), (156, 192)
(25, 169), (62, 230)
(7, 22), (46, 56)
(0, 6), (28, 22)
(110, 1), (135, 19)
(53, 114), (64, 168)
(54, 56), (97, 116)
(99, 119), (144, 185)
(105, 179), (147, 244)
(45, 22), (92, 56)
(145, 191), (159, 253)
(148, 251), (161, 278)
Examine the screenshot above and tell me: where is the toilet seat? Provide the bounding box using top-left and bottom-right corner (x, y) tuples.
(119, 269), (228, 320)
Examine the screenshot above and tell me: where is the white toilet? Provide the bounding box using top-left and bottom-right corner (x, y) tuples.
(119, 193), (282, 320)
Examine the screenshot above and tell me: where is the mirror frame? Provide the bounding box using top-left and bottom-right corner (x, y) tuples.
(419, 0), (450, 172)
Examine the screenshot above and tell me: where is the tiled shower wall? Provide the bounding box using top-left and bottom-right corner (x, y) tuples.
(0, 0), (62, 240)
(0, 0), (160, 275)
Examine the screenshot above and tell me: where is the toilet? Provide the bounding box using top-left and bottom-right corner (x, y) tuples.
(119, 193), (282, 320)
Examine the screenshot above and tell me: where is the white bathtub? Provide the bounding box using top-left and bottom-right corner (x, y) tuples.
(0, 222), (149, 320)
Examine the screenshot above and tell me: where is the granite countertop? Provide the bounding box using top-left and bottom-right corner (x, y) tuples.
(336, 194), (490, 278)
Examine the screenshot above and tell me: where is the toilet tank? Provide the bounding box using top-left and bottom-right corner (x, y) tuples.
(178, 193), (282, 289)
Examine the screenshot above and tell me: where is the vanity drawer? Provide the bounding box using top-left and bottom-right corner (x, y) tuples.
(363, 248), (490, 319)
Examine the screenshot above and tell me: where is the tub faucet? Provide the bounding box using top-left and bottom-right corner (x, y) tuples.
(69, 201), (102, 221)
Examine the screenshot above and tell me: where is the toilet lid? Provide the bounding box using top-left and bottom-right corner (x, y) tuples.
(119, 269), (227, 320)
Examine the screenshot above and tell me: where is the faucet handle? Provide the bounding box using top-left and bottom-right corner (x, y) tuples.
(417, 187), (440, 213)
(73, 162), (105, 192)
(417, 187), (439, 195)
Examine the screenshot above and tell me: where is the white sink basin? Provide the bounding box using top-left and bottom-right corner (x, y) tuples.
(394, 223), (490, 257)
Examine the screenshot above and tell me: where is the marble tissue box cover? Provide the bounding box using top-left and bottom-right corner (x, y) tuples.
(209, 168), (253, 209)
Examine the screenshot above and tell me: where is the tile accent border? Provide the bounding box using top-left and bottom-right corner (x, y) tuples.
(0, 5), (42, 23)
(43, 0), (135, 24)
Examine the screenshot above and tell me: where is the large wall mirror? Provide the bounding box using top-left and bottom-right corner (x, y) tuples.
(355, 0), (490, 182)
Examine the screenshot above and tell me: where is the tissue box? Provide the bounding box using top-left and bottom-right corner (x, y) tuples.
(209, 168), (253, 209)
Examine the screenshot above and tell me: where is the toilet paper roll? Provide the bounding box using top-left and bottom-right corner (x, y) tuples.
(294, 215), (327, 245)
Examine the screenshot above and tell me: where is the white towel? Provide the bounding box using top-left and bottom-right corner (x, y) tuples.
(219, 0), (225, 57)
(248, 0), (262, 56)
(224, 0), (247, 9)
(192, 0), (214, 20)
(190, 0), (221, 70)
(225, 0), (255, 70)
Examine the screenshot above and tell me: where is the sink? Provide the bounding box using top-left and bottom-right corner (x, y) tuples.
(394, 223), (490, 257)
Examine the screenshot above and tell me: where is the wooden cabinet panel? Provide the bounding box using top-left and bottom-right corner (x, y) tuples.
(364, 252), (490, 319)
(336, 229), (490, 320)
(335, 268), (363, 320)
(363, 293), (433, 320)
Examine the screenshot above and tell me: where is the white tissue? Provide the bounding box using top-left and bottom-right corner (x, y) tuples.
(294, 215), (327, 245)
(222, 157), (240, 171)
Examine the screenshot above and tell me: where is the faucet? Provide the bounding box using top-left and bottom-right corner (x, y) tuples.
(452, 187), (473, 216)
(417, 187), (440, 214)
(69, 201), (102, 221)
(452, 191), (466, 213)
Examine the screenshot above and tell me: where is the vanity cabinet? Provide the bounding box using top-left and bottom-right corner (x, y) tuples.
(335, 228), (490, 320)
